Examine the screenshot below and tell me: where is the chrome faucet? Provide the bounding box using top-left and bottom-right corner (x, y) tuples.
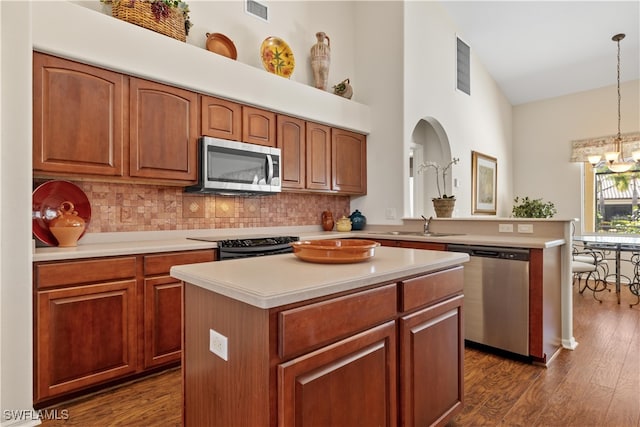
(421, 215), (432, 234)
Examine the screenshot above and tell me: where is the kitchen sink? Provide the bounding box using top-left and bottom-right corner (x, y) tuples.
(373, 231), (465, 237)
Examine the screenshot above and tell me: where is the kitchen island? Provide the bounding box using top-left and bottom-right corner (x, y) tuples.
(171, 246), (468, 427)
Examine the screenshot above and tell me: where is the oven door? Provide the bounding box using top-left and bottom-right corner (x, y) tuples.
(203, 137), (281, 194)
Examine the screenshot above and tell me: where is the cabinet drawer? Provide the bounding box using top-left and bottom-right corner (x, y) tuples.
(279, 284), (397, 359)
(35, 257), (137, 289)
(400, 267), (463, 312)
(144, 249), (216, 276)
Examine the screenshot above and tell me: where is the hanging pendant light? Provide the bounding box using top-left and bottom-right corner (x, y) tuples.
(589, 33), (639, 172)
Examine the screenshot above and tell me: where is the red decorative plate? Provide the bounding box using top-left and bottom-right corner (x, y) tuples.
(32, 180), (91, 246)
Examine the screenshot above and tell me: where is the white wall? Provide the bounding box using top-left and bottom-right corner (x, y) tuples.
(513, 79), (640, 226)
(1, 1), (36, 425)
(351, 1), (513, 223)
(72, 0), (357, 100)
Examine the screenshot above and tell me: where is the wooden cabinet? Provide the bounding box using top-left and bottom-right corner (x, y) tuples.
(33, 52), (126, 177)
(376, 239), (447, 251)
(201, 95), (242, 140)
(306, 122), (332, 191)
(142, 250), (215, 369)
(33, 52), (367, 194)
(332, 128), (367, 194)
(183, 266), (463, 426)
(243, 106), (276, 147)
(33, 52), (199, 185)
(34, 257), (138, 402)
(33, 249), (215, 406)
(277, 115), (306, 190)
(279, 321), (397, 427)
(399, 295), (464, 426)
(129, 77), (199, 182)
(280, 120), (367, 195)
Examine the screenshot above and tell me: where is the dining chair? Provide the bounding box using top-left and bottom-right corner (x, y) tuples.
(572, 245), (610, 302)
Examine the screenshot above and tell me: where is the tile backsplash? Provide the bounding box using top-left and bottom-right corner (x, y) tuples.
(47, 181), (351, 233)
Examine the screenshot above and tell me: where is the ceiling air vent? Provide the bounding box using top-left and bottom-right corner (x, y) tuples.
(246, 0), (269, 22)
(457, 37), (470, 95)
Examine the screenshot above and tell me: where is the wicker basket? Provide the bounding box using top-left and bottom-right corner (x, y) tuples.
(111, 0), (186, 42)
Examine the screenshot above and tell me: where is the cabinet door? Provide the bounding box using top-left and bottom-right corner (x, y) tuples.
(33, 52), (125, 177)
(129, 77), (198, 182)
(306, 122), (331, 191)
(35, 280), (137, 402)
(397, 241), (447, 251)
(242, 106), (276, 147)
(201, 95), (241, 140)
(279, 321), (397, 427)
(277, 115), (306, 190)
(399, 295), (464, 427)
(332, 128), (367, 194)
(143, 276), (182, 368)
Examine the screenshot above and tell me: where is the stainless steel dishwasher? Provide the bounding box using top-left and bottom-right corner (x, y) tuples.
(447, 244), (530, 356)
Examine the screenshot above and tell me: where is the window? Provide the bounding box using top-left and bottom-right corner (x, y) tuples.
(585, 166), (640, 234)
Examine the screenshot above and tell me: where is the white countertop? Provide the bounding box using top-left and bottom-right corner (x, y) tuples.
(170, 246), (469, 309)
(32, 229), (564, 262)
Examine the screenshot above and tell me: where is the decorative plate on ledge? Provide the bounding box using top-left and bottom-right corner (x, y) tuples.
(260, 36), (295, 78)
(32, 180), (91, 246)
(290, 239), (380, 264)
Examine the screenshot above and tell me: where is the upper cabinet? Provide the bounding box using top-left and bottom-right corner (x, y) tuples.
(129, 77), (198, 182)
(332, 129), (367, 194)
(33, 52), (367, 195)
(278, 118), (367, 195)
(242, 106), (276, 147)
(277, 115), (306, 190)
(306, 122), (332, 191)
(33, 53), (199, 185)
(201, 95), (241, 141)
(33, 52), (126, 177)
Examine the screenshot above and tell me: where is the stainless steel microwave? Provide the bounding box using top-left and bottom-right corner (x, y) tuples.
(186, 137), (281, 195)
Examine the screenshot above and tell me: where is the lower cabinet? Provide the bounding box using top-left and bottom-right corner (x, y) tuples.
(183, 266), (464, 427)
(399, 295), (464, 426)
(278, 321), (397, 427)
(35, 279), (138, 401)
(33, 249), (215, 406)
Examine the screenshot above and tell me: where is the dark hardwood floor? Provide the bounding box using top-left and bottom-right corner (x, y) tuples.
(41, 284), (640, 427)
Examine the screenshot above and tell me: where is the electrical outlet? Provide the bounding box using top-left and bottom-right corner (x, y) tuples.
(385, 208), (396, 220)
(517, 224), (534, 233)
(209, 329), (228, 361)
(498, 224), (513, 233)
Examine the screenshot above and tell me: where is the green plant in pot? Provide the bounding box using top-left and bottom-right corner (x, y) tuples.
(512, 196), (557, 218)
(418, 158), (460, 217)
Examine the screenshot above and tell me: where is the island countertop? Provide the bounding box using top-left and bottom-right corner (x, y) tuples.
(170, 246), (469, 309)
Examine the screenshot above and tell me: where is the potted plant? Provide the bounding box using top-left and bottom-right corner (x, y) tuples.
(512, 196), (557, 218)
(419, 157), (460, 217)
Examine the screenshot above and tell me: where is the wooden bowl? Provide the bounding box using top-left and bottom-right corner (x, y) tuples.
(290, 239), (380, 264)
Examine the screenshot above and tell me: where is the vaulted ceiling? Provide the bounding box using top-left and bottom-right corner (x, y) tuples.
(440, 1), (640, 105)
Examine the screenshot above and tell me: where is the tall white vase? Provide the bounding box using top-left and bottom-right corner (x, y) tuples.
(310, 32), (330, 90)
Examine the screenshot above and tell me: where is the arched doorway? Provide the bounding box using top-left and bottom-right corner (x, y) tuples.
(409, 118), (452, 217)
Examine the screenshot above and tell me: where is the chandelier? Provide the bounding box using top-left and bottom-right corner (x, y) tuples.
(588, 33), (640, 173)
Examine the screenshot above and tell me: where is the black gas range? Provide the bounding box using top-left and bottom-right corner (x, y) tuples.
(188, 235), (299, 260)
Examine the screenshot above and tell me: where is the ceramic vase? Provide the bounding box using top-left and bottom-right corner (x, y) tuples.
(49, 201), (86, 247)
(333, 78), (353, 99)
(321, 210), (334, 231)
(310, 32), (330, 90)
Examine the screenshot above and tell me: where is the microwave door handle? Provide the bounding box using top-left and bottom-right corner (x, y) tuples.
(266, 155), (274, 184)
